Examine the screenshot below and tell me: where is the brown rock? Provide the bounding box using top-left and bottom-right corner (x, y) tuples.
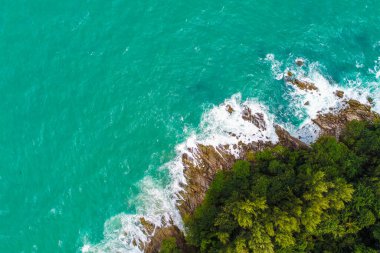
(312, 99), (379, 137)
(226, 104), (234, 114)
(304, 101), (310, 106)
(178, 141), (272, 217)
(275, 125), (309, 150)
(291, 79), (318, 91)
(140, 217), (155, 235)
(334, 90), (344, 98)
(284, 71), (293, 82)
(143, 225), (191, 253)
(241, 106), (266, 130)
(284, 72), (318, 91)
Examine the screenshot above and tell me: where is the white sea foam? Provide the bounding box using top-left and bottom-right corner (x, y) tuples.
(265, 54), (284, 80)
(369, 56), (380, 79)
(85, 54), (380, 253)
(265, 54), (380, 143)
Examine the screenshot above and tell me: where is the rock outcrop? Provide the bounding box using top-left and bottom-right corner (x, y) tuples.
(179, 140), (271, 217)
(141, 72), (379, 253)
(242, 106), (266, 130)
(275, 125), (308, 150)
(313, 99), (379, 138)
(142, 224), (188, 253)
(334, 90), (344, 98)
(285, 71), (318, 91)
(143, 106), (274, 252)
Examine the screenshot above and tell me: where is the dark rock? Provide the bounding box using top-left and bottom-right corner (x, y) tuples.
(304, 101), (310, 106)
(284, 71), (293, 82)
(241, 106), (266, 130)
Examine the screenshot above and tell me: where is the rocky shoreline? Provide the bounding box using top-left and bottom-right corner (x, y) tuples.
(137, 77), (379, 253)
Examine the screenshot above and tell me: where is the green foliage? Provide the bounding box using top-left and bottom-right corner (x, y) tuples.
(159, 237), (181, 253)
(185, 120), (380, 253)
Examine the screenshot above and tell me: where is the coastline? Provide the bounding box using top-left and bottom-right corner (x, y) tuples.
(139, 75), (379, 253)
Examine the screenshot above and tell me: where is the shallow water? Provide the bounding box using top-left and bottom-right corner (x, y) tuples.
(1, 1), (380, 252)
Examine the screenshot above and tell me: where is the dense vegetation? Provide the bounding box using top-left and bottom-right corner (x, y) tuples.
(160, 120), (380, 253)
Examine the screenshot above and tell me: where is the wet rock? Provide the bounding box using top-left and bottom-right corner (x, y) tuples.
(140, 217), (155, 235)
(178, 141), (272, 217)
(334, 90), (344, 98)
(275, 125), (308, 150)
(226, 104), (234, 114)
(312, 99), (379, 137)
(367, 96), (374, 104)
(304, 101), (310, 106)
(241, 106), (266, 130)
(228, 131), (237, 137)
(284, 72), (318, 91)
(143, 225), (190, 253)
(241, 106), (252, 121)
(291, 79), (318, 91)
(284, 71), (293, 83)
(296, 58), (304, 66)
(179, 144), (236, 216)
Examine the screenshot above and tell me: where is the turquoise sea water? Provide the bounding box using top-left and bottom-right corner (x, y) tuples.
(1, 1), (380, 252)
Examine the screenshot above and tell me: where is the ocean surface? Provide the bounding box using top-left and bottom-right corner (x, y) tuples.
(1, 1), (380, 252)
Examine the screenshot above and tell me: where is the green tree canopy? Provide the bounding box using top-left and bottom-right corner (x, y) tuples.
(184, 120), (380, 253)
